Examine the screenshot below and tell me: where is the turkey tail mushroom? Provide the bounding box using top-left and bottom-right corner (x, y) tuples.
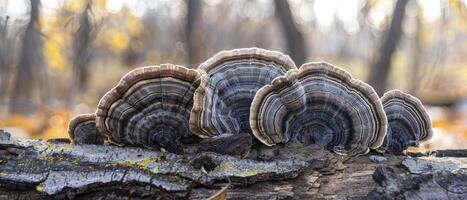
(190, 48), (297, 138)
(95, 64), (204, 153)
(379, 90), (433, 154)
(68, 113), (104, 145)
(250, 62), (387, 156)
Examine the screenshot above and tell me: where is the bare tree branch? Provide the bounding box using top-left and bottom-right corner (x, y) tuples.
(368, 0), (408, 95)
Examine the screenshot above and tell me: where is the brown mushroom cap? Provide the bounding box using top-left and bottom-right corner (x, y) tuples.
(379, 90), (433, 153)
(95, 64), (204, 152)
(68, 113), (104, 145)
(250, 62), (387, 156)
(190, 47), (297, 138)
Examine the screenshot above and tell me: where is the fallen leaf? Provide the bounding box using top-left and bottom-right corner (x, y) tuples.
(207, 182), (230, 200)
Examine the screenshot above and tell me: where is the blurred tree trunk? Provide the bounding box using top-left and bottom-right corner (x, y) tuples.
(358, 1), (374, 64)
(336, 16), (350, 60)
(421, 5), (448, 97)
(68, 3), (95, 106)
(408, 9), (422, 94)
(185, 0), (205, 67)
(0, 16), (13, 105)
(122, 36), (143, 67)
(368, 0), (408, 95)
(273, 0), (307, 66)
(9, 0), (47, 114)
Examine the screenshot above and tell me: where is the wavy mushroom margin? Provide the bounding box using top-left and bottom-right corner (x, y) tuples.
(250, 62), (388, 153)
(68, 113), (97, 144)
(380, 89), (433, 143)
(95, 64), (204, 145)
(189, 47), (298, 138)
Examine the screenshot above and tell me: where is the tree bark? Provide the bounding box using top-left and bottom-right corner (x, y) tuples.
(0, 131), (465, 199)
(368, 0), (408, 95)
(273, 0), (307, 66)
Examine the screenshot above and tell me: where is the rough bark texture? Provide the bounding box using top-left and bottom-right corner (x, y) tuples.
(273, 0), (307, 66)
(0, 130), (465, 200)
(368, 0), (408, 95)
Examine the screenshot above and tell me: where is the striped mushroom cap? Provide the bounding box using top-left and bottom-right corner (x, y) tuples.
(68, 113), (104, 145)
(379, 90), (433, 154)
(250, 62), (387, 156)
(96, 64), (204, 153)
(190, 48), (297, 138)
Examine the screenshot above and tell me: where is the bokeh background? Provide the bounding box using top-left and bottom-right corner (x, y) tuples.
(0, 0), (466, 150)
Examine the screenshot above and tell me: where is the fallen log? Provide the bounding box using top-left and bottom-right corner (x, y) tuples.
(0, 131), (465, 199)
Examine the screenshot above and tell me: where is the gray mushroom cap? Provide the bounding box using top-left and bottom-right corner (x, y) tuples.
(190, 47), (297, 138)
(250, 62), (387, 156)
(68, 113), (104, 145)
(379, 90), (433, 154)
(95, 64), (204, 152)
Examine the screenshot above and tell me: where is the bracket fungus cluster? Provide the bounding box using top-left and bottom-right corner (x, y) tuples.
(190, 48), (297, 138)
(379, 90), (433, 154)
(68, 48), (433, 157)
(93, 64), (204, 153)
(250, 62), (387, 156)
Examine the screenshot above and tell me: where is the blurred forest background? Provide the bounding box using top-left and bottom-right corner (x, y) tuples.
(0, 0), (466, 150)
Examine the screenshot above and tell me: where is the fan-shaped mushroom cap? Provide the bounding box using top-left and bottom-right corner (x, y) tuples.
(250, 62), (387, 156)
(379, 90), (433, 154)
(96, 64), (204, 152)
(68, 113), (104, 145)
(190, 48), (297, 138)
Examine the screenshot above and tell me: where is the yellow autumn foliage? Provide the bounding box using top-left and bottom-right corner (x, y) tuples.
(450, 0), (467, 29)
(44, 33), (69, 70)
(126, 14), (142, 36)
(64, 0), (87, 13)
(99, 27), (130, 52)
(95, 0), (107, 10)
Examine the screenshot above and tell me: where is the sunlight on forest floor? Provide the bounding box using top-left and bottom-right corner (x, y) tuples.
(0, 104), (466, 151)
(417, 105), (467, 150)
